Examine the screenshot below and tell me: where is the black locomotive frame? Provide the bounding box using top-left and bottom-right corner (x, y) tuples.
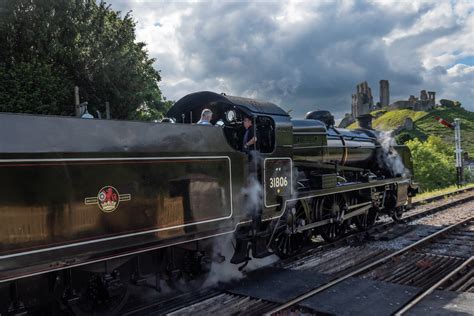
(0, 91), (417, 313)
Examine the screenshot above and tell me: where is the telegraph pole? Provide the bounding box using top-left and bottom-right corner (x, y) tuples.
(454, 118), (463, 186)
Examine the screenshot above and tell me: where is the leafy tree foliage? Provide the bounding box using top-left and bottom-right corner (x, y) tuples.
(396, 132), (414, 144)
(406, 136), (456, 191)
(439, 99), (462, 108)
(0, 62), (74, 115)
(131, 101), (174, 121)
(0, 0), (168, 119)
(465, 168), (474, 183)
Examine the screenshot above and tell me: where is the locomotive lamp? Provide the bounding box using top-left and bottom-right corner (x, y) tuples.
(226, 110), (236, 122)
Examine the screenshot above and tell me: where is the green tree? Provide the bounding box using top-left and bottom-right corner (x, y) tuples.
(131, 99), (175, 121)
(406, 136), (456, 191)
(0, 62), (74, 115)
(396, 132), (414, 144)
(439, 99), (461, 108)
(0, 0), (168, 119)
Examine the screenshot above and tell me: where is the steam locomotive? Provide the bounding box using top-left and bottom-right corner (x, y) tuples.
(0, 91), (416, 313)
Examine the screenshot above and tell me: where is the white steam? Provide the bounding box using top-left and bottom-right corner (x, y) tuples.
(202, 233), (278, 288)
(241, 174), (263, 215)
(202, 168), (278, 288)
(245, 253), (279, 271)
(377, 131), (410, 177)
(203, 234), (244, 287)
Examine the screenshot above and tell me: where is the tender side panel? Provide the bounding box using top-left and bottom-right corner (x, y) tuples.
(0, 157), (232, 256)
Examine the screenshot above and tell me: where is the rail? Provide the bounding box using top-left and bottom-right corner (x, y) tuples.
(393, 256), (473, 316)
(264, 216), (473, 315)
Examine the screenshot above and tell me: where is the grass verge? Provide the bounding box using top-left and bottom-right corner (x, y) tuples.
(412, 183), (474, 203)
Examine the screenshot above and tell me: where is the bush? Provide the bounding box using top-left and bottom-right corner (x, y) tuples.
(406, 136), (456, 191)
(439, 99), (461, 108)
(0, 62), (74, 115)
(464, 168), (473, 183)
(396, 132), (414, 144)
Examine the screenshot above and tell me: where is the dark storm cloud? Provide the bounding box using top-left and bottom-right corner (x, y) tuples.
(108, 0), (474, 117)
(170, 1), (426, 117)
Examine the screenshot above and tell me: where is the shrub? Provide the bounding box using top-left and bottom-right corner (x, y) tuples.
(0, 62), (74, 115)
(406, 136), (456, 191)
(464, 168), (473, 183)
(439, 99), (460, 108)
(396, 132), (414, 144)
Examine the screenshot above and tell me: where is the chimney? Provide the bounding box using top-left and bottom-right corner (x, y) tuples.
(357, 114), (373, 130)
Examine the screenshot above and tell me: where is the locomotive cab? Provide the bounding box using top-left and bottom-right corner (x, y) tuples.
(166, 91), (293, 155)
(167, 91), (295, 222)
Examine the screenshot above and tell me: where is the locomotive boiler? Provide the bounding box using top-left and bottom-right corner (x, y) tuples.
(0, 91), (417, 313)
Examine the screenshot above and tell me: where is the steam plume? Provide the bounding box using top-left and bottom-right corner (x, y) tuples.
(377, 131), (410, 177)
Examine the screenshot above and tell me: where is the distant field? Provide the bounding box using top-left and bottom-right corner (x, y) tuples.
(348, 106), (474, 157)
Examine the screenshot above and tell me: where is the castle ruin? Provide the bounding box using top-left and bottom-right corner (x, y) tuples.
(351, 81), (374, 118)
(349, 80), (436, 122)
(390, 90), (435, 111)
(379, 80), (389, 107)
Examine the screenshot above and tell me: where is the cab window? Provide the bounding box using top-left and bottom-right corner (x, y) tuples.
(255, 116), (275, 153)
(221, 113), (274, 154)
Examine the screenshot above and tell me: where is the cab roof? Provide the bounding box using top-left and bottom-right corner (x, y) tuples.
(166, 91), (289, 119)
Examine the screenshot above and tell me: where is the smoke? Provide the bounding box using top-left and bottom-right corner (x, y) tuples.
(202, 233), (278, 288)
(202, 172), (261, 288)
(156, 279), (174, 294)
(241, 174), (262, 215)
(202, 234), (244, 287)
(202, 161), (278, 288)
(242, 151), (264, 216)
(245, 253), (279, 271)
(377, 131), (410, 177)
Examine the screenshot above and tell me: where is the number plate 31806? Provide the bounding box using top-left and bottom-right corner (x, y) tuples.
(264, 158), (292, 207)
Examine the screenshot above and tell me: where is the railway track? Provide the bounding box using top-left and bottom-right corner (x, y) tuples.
(266, 216), (474, 315)
(277, 186), (474, 265)
(393, 256), (473, 315)
(122, 188), (474, 315)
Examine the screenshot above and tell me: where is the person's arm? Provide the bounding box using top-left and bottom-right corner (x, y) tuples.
(245, 128), (257, 147)
(245, 136), (257, 146)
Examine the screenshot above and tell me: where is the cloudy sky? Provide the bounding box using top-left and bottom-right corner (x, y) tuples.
(109, 0), (474, 118)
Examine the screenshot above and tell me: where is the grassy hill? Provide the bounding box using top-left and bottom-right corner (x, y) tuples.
(348, 107), (474, 157)
(414, 107), (474, 157)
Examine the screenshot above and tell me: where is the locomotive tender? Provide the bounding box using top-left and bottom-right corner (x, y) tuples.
(0, 91), (416, 312)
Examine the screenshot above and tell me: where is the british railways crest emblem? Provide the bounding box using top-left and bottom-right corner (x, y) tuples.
(84, 186), (131, 213)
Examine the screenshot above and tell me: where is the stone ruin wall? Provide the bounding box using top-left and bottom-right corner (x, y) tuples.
(351, 81), (374, 118)
(379, 80), (389, 107)
(350, 80), (436, 121)
(342, 79), (437, 128)
(390, 89), (436, 111)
